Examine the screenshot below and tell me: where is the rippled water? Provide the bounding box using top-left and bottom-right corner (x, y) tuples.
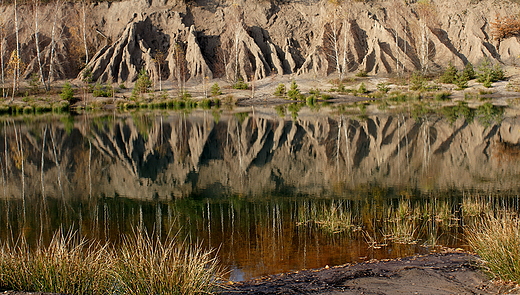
(1, 106), (519, 280)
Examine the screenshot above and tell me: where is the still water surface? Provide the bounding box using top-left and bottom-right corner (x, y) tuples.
(1, 106), (519, 281)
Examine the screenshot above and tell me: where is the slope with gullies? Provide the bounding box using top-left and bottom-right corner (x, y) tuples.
(2, 0), (520, 84)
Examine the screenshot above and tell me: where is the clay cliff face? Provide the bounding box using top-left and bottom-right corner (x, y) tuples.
(1, 108), (519, 200)
(2, 0), (520, 83)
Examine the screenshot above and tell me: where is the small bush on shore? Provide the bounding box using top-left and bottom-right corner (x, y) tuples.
(60, 82), (75, 101)
(232, 79), (249, 90)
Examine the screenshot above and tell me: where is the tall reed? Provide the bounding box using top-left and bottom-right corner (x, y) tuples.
(116, 230), (222, 295)
(0, 230), (223, 294)
(466, 213), (520, 283)
(0, 230), (116, 294)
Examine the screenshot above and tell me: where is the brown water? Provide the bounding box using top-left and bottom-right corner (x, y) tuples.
(0, 106), (519, 281)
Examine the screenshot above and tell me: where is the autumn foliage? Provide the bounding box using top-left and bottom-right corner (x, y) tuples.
(491, 14), (520, 40)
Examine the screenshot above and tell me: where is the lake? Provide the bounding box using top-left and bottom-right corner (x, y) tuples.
(1, 104), (519, 281)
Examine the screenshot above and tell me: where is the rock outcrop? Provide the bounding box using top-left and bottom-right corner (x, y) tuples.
(2, 0), (520, 83)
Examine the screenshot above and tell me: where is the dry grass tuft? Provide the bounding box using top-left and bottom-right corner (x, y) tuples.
(0, 230), (223, 295)
(466, 213), (520, 283)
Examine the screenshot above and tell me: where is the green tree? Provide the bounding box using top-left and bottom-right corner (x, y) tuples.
(60, 82), (75, 101)
(132, 68), (152, 98)
(287, 80), (302, 100)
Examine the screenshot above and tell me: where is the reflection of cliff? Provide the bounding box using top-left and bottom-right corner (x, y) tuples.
(1, 109), (520, 200)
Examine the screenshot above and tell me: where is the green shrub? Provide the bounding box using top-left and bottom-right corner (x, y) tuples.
(377, 83), (390, 93)
(409, 72), (428, 91)
(232, 79), (249, 90)
(355, 70), (368, 77)
(454, 73), (469, 90)
(60, 82), (75, 101)
(439, 62), (458, 84)
(199, 98), (212, 109)
(357, 83), (368, 94)
(462, 63), (476, 80)
(132, 68), (152, 98)
(287, 80), (303, 100)
(321, 93), (333, 100)
(306, 95), (317, 107)
(211, 83), (222, 96)
(476, 59), (505, 86)
(92, 83), (112, 97)
(180, 91), (192, 100)
(434, 91), (452, 101)
(274, 83), (286, 97)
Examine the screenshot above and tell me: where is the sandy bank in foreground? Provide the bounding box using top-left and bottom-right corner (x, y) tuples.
(219, 251), (519, 295)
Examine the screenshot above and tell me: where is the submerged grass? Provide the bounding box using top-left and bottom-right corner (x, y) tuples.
(0, 230), (223, 294)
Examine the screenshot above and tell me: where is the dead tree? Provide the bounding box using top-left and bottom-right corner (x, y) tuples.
(33, 0), (48, 91)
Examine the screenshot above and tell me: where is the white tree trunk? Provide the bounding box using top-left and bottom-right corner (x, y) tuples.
(34, 0), (48, 91)
(82, 3), (89, 65)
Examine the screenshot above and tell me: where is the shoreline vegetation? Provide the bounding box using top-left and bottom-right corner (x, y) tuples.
(0, 61), (519, 119)
(1, 195), (520, 293)
(0, 230), (223, 295)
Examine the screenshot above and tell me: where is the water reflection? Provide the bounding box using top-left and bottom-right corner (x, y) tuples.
(0, 107), (520, 281)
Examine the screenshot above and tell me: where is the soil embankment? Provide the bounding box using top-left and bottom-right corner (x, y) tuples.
(3, 0), (520, 83)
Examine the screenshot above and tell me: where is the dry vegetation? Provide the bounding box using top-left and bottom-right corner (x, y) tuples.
(491, 14), (520, 39)
(0, 230), (223, 294)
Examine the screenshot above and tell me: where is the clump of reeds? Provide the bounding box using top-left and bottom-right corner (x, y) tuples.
(0, 230), (223, 295)
(0, 230), (116, 294)
(315, 202), (355, 234)
(116, 230), (221, 295)
(466, 213), (520, 283)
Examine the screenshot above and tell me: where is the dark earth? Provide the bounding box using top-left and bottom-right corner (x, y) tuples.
(218, 251), (519, 295)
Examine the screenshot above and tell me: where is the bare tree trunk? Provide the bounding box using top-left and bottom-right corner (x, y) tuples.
(332, 13), (342, 80)
(13, 123), (25, 222)
(50, 128), (64, 199)
(342, 24), (348, 78)
(1, 30), (5, 98)
(88, 139), (92, 198)
(234, 32), (240, 82)
(41, 125), (47, 199)
(49, 0), (64, 85)
(420, 20), (428, 73)
(82, 2), (89, 65)
(13, 0), (20, 99)
(34, 0), (48, 91)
